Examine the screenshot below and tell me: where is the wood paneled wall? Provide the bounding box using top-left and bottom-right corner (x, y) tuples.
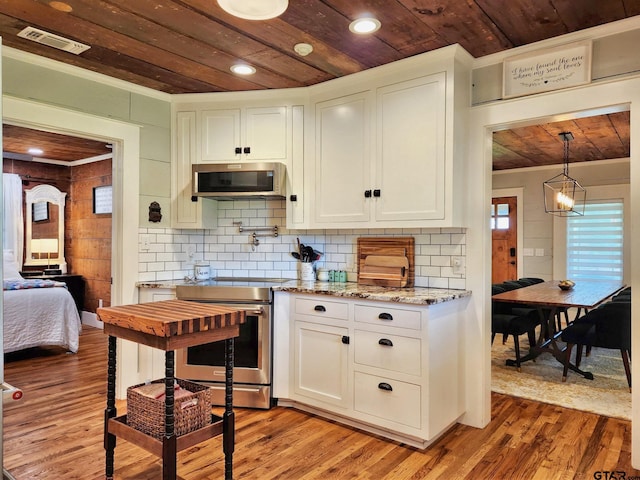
(3, 158), (112, 312)
(69, 160), (112, 312)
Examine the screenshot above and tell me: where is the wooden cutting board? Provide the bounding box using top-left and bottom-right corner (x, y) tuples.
(360, 255), (409, 287)
(357, 237), (414, 287)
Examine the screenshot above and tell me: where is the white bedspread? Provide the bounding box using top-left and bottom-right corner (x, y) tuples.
(3, 286), (81, 353)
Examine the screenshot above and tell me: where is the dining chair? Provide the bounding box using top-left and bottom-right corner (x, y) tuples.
(560, 300), (631, 391)
(491, 285), (539, 371)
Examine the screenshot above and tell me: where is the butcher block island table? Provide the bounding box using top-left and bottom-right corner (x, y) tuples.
(97, 300), (247, 480)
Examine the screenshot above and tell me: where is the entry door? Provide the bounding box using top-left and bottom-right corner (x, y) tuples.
(491, 196), (517, 283)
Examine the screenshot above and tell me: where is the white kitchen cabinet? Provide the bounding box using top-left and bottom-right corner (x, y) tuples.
(283, 292), (466, 448)
(314, 91), (372, 224)
(200, 106), (289, 163)
(293, 321), (350, 409)
(171, 110), (218, 229)
(308, 45), (472, 228)
(313, 74), (446, 227)
(375, 73), (446, 222)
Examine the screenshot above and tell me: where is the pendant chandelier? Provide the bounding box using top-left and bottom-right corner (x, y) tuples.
(543, 132), (586, 216)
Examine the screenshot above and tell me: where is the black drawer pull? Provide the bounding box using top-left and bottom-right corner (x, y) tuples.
(378, 313), (393, 321)
(364, 190), (372, 198)
(378, 338), (393, 347)
(378, 382), (393, 392)
(235, 147), (242, 154)
(341, 336), (350, 345)
(373, 189), (381, 197)
(314, 305), (326, 312)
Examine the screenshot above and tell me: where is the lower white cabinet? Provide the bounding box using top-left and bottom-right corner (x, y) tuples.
(283, 292), (465, 449)
(354, 371), (421, 428)
(293, 321), (349, 408)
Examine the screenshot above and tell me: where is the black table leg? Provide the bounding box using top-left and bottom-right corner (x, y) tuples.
(506, 306), (560, 366)
(163, 350), (177, 480)
(223, 338), (235, 480)
(104, 335), (117, 480)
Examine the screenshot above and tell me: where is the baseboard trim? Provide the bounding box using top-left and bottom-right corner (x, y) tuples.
(81, 311), (103, 329)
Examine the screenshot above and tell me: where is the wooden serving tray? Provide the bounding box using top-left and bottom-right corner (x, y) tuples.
(357, 237), (415, 287)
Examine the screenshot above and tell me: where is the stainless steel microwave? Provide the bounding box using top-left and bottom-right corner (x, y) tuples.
(192, 162), (286, 200)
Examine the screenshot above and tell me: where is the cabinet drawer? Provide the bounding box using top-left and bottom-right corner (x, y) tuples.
(354, 304), (421, 330)
(354, 330), (421, 375)
(295, 297), (349, 320)
(354, 372), (421, 428)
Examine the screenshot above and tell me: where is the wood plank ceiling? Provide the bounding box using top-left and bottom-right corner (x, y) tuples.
(0, 1), (637, 167)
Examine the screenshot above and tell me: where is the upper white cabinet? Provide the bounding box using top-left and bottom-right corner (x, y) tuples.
(171, 110), (217, 229)
(200, 106), (289, 163)
(308, 45), (472, 229)
(172, 92), (306, 228)
(314, 91), (372, 224)
(375, 73), (446, 222)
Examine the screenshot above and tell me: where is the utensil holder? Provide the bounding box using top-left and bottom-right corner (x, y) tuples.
(298, 263), (315, 281)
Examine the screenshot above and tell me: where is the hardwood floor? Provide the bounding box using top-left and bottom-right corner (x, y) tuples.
(4, 326), (639, 479)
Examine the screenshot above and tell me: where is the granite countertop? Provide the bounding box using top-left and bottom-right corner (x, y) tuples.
(137, 279), (471, 306)
(273, 281), (471, 305)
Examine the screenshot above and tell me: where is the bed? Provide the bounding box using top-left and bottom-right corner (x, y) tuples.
(3, 252), (81, 354)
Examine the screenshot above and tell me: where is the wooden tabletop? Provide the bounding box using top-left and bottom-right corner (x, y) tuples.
(97, 300), (247, 350)
(491, 280), (625, 309)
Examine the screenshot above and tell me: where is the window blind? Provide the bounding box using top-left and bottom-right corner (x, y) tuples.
(566, 201), (624, 282)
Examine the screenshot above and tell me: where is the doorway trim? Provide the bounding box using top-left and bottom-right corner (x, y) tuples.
(468, 78), (639, 464)
(492, 188), (524, 280)
(2, 97), (140, 314)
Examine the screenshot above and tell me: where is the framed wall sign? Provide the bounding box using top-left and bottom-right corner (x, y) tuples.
(503, 40), (592, 99)
(33, 201), (49, 222)
(93, 185), (113, 214)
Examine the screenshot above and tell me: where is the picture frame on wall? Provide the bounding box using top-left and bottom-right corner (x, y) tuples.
(93, 185), (113, 214)
(502, 40), (592, 99)
(32, 201), (49, 222)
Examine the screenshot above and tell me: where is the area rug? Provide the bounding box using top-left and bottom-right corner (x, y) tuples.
(491, 339), (631, 420)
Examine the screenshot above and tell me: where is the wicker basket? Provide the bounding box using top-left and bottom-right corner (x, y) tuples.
(127, 378), (211, 439)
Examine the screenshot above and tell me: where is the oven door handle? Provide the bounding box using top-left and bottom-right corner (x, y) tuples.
(247, 308), (264, 316)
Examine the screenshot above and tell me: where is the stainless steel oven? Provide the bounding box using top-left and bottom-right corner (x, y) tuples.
(175, 278), (286, 409)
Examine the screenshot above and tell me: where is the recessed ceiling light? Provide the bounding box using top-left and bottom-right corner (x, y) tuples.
(217, 0), (288, 20)
(49, 1), (73, 12)
(230, 64), (256, 75)
(28, 148), (44, 155)
(349, 17), (381, 34)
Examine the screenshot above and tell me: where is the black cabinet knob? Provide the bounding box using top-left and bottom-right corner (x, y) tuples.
(191, 195), (198, 202)
(378, 313), (393, 321)
(341, 336), (350, 345)
(243, 147), (251, 154)
(314, 305), (326, 312)
(378, 338), (393, 347)
(290, 194), (297, 202)
(364, 190), (372, 198)
(373, 189), (381, 197)
(378, 382), (393, 392)
(235, 147), (242, 154)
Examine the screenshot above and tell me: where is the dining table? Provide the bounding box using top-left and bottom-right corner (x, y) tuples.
(492, 280), (625, 378)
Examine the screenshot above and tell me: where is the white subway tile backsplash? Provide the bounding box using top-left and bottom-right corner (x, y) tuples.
(137, 200), (466, 289)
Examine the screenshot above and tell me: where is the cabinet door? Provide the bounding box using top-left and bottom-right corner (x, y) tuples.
(293, 321), (349, 408)
(201, 107), (289, 163)
(244, 106), (289, 161)
(172, 111), (217, 229)
(201, 109), (241, 162)
(314, 92), (371, 224)
(375, 73), (446, 222)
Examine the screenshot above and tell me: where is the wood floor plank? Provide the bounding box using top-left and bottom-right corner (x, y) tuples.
(3, 325), (640, 479)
